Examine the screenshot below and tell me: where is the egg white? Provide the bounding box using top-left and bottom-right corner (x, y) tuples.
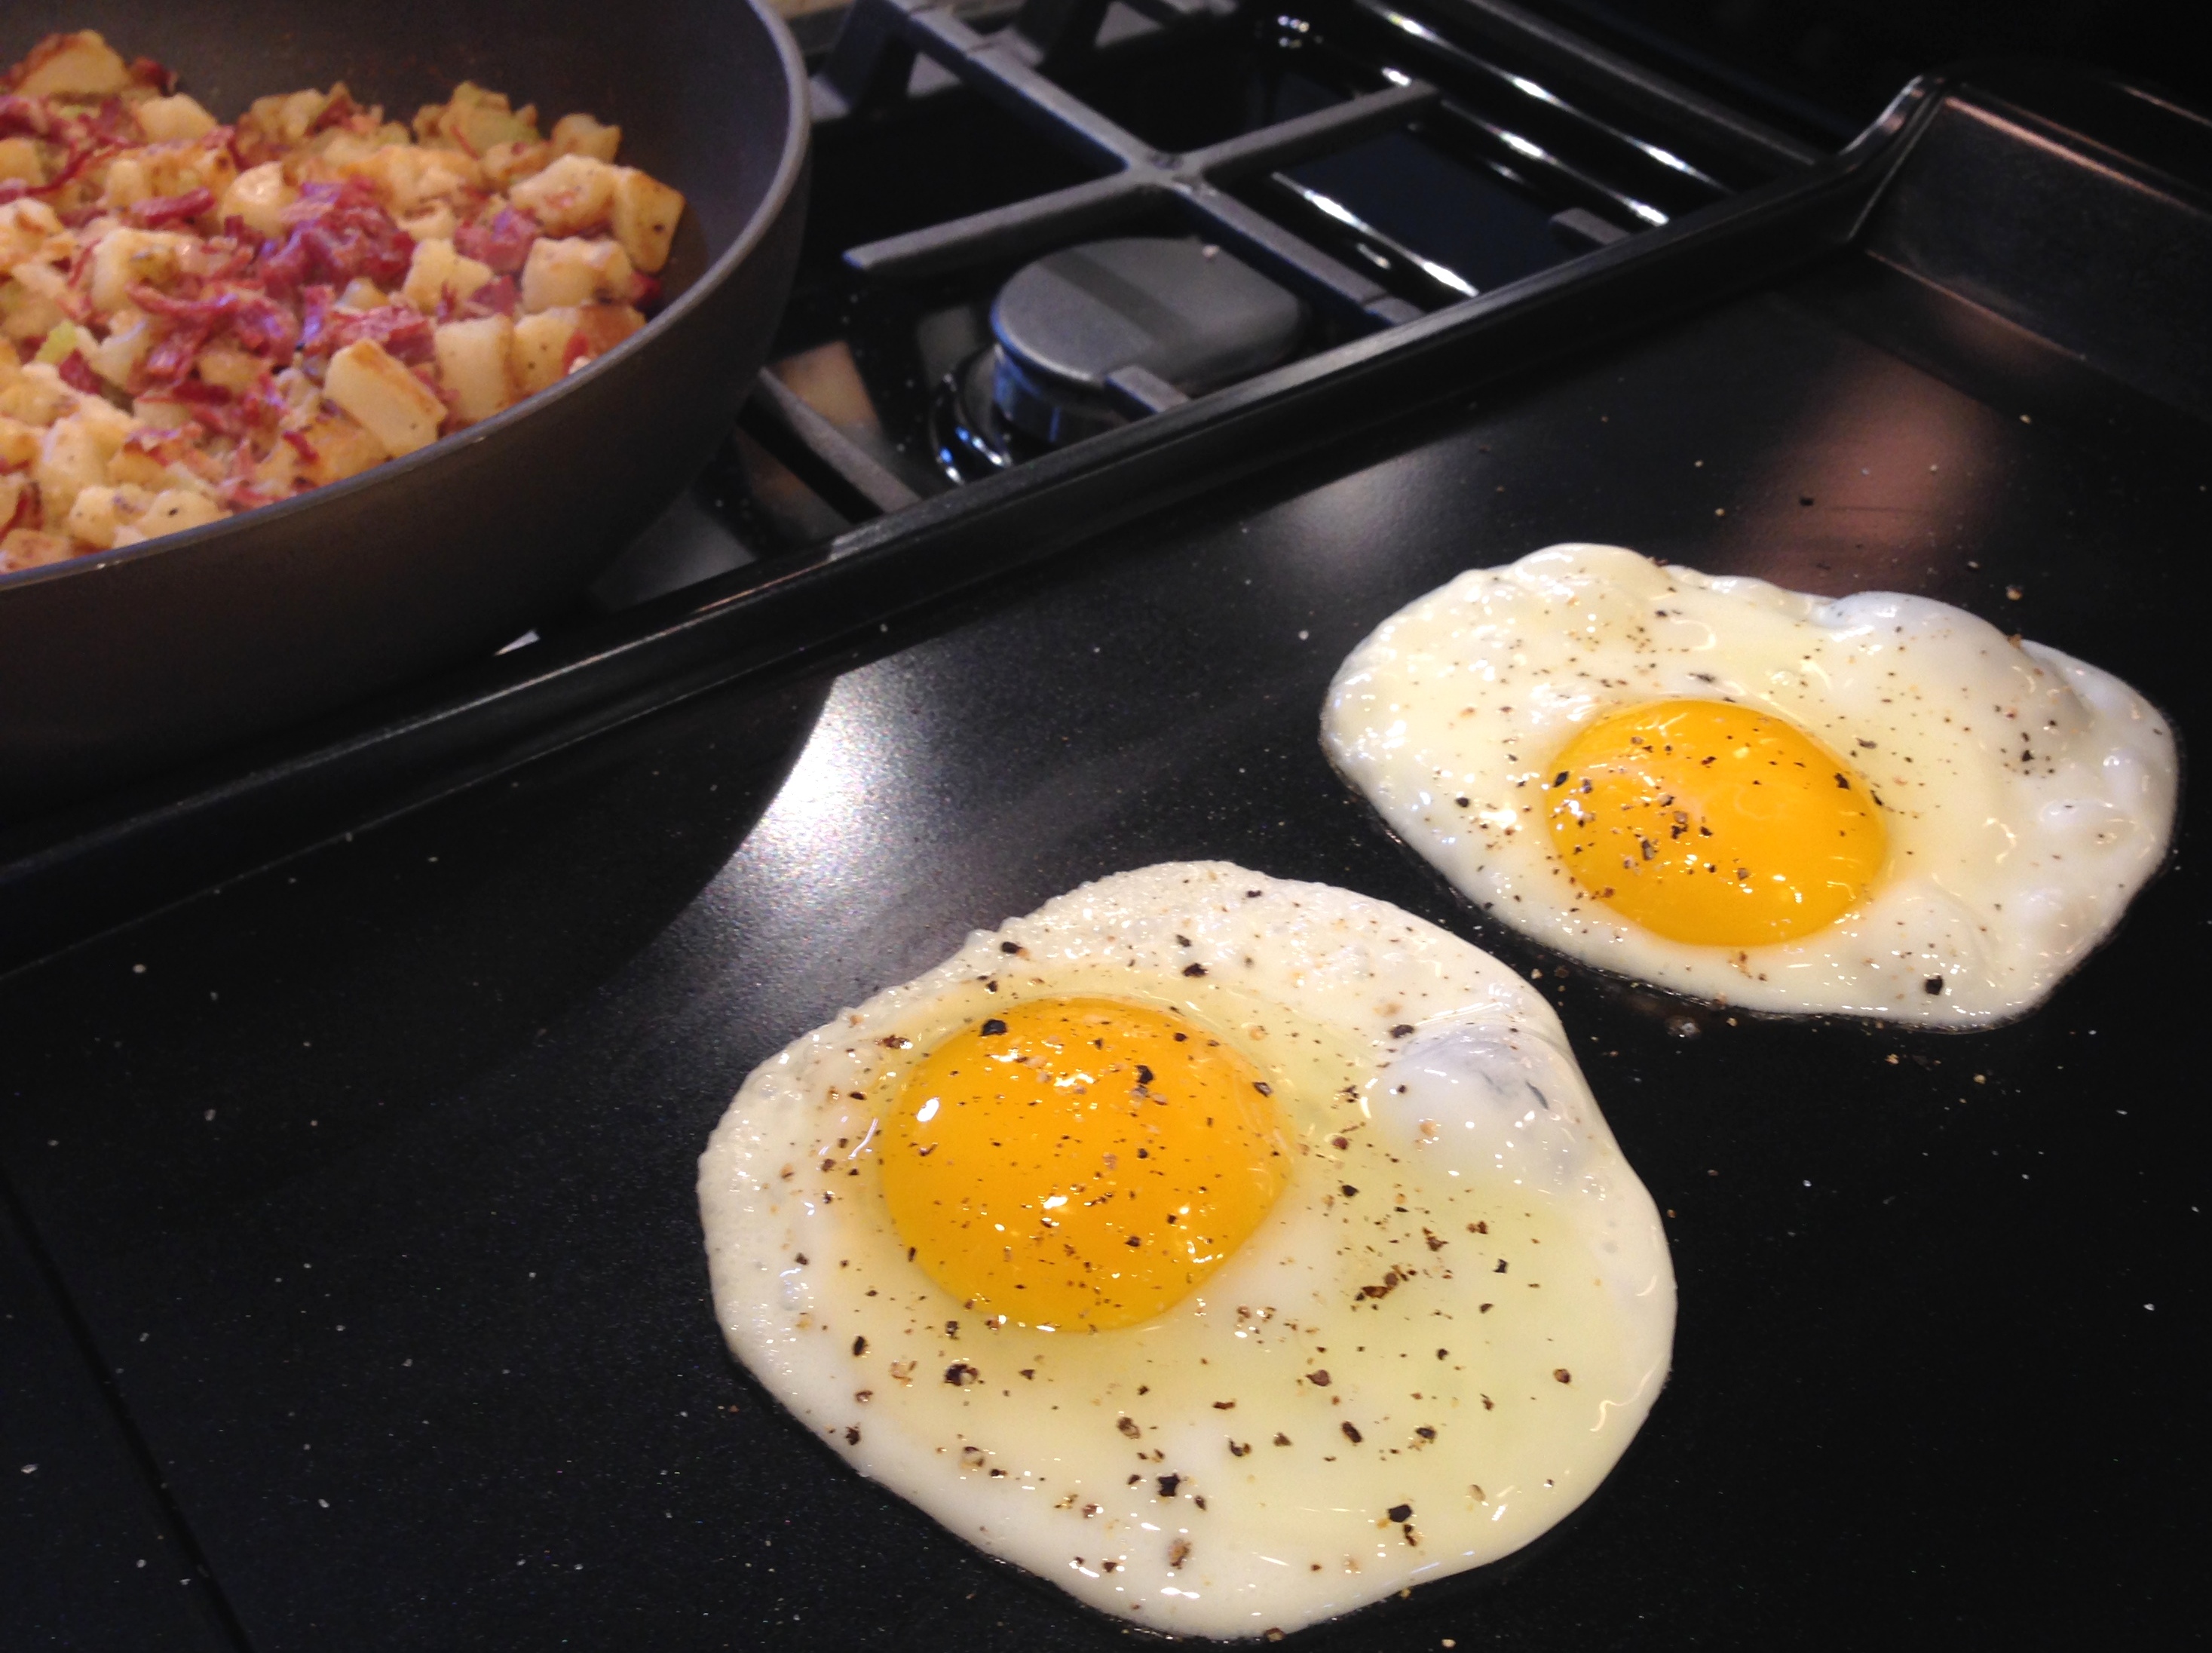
(698, 863), (1673, 1639)
(1322, 545), (2177, 1025)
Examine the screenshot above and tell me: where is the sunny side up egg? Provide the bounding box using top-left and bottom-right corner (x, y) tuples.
(1322, 546), (2177, 1025)
(697, 863), (1674, 1639)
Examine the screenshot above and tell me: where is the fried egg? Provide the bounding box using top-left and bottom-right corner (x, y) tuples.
(1322, 546), (2177, 1025)
(698, 863), (1673, 1639)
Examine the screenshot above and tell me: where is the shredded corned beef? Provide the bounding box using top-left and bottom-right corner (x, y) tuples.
(461, 274), (519, 318)
(0, 94), (52, 138)
(162, 376), (285, 440)
(454, 207), (540, 274)
(142, 322), (212, 382)
(257, 182), (415, 296)
(130, 284), (303, 366)
(57, 351), (104, 395)
(127, 187), (216, 229)
(296, 289), (434, 363)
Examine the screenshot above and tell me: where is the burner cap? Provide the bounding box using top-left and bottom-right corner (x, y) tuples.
(990, 238), (1305, 445)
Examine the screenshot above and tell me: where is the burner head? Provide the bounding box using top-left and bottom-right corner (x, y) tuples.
(988, 238), (1306, 445)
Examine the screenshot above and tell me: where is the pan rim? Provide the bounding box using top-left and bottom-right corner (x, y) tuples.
(0, 0), (813, 597)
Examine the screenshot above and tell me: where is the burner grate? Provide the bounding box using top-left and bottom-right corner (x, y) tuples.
(754, 0), (1829, 515)
(819, 0), (1438, 329)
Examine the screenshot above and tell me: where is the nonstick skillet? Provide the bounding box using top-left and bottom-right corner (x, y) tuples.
(0, 0), (810, 817)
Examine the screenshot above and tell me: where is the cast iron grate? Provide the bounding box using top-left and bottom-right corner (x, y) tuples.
(816, 0), (1438, 330)
(748, 0), (1812, 525)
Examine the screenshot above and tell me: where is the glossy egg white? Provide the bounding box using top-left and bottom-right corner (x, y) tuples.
(698, 863), (1674, 1639)
(1322, 545), (2177, 1024)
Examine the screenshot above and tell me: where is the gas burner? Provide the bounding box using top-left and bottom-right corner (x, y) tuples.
(991, 238), (1307, 441)
(933, 348), (1032, 480)
(931, 237), (1306, 478)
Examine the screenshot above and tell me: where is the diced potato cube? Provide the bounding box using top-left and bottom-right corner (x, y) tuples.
(550, 113), (621, 164)
(2, 293), (66, 346)
(0, 136), (43, 186)
(400, 238), (495, 314)
(87, 228), (194, 314)
(14, 30), (129, 99)
(317, 131), (387, 171)
(345, 144), (483, 216)
(1, 527), (73, 571)
(100, 155), (152, 210)
(244, 87), (330, 149)
(2, 358), (78, 419)
(399, 203), (459, 244)
(135, 95), (219, 143)
(0, 372), (69, 426)
(0, 471), (23, 528)
(481, 141), (550, 191)
(0, 199), (66, 266)
(507, 304), (642, 393)
(434, 316), (517, 425)
(249, 439), (303, 498)
(323, 339), (445, 458)
(416, 82), (541, 155)
(74, 395), (136, 455)
(219, 162), (296, 240)
(81, 312), (154, 388)
(0, 413), (41, 467)
(130, 397), (195, 431)
(35, 410), (115, 522)
(519, 237), (633, 313)
(509, 154), (617, 237)
(574, 302), (645, 357)
(134, 135), (237, 202)
(196, 345), (264, 394)
(508, 308), (580, 394)
(106, 440), (177, 492)
(64, 483), (137, 550)
(293, 407), (391, 486)
(136, 488), (227, 539)
(610, 167), (685, 274)
(339, 278), (388, 310)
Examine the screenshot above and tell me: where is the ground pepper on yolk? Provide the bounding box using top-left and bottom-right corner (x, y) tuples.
(878, 996), (1287, 1331)
(1544, 698), (1886, 946)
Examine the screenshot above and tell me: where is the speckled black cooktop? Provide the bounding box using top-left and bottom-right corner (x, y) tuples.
(4, 229), (2205, 1651)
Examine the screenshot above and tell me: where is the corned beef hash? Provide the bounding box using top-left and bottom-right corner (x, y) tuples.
(0, 29), (685, 572)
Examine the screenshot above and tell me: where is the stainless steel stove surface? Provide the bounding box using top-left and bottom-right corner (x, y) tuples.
(3, 4), (2207, 1649)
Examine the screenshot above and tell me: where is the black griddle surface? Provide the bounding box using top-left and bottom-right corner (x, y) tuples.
(2, 267), (2203, 1649)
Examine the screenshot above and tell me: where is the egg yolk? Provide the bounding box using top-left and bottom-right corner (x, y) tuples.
(878, 997), (1287, 1332)
(1543, 699), (1886, 946)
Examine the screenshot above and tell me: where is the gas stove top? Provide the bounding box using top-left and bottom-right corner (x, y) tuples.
(2, 6), (2207, 1649)
(607, 0), (1823, 588)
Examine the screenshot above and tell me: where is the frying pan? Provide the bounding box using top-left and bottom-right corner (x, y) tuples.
(0, 0), (810, 817)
